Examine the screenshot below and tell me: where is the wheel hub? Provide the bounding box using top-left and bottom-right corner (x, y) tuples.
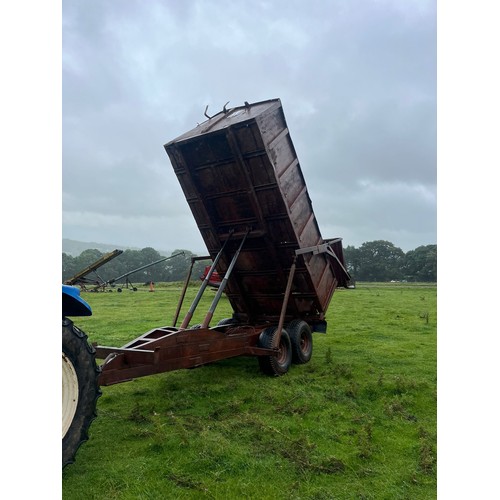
(62, 353), (79, 438)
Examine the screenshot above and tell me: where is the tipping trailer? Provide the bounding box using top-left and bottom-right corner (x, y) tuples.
(62, 98), (350, 467)
(165, 98), (350, 329)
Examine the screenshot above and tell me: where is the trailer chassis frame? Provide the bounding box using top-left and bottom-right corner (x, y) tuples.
(95, 238), (347, 386)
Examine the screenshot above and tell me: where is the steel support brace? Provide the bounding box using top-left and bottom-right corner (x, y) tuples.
(276, 255), (298, 341)
(295, 240), (350, 279)
(201, 228), (250, 328)
(275, 241), (348, 342)
(180, 231), (234, 329)
(173, 256), (212, 327)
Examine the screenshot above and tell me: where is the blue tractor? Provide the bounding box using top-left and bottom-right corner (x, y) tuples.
(62, 285), (101, 468)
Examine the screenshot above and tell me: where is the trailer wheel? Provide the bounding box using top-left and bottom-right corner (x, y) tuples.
(258, 327), (292, 376)
(287, 320), (313, 364)
(62, 318), (101, 468)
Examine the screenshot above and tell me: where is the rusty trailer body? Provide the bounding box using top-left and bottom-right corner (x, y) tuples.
(165, 98), (349, 327)
(95, 99), (350, 386)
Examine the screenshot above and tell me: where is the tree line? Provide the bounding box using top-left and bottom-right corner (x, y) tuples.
(62, 240), (436, 286)
(343, 241), (436, 282)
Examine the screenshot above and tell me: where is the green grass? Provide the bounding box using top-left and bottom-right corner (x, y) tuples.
(63, 282), (436, 499)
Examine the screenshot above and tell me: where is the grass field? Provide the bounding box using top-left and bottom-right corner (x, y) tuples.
(62, 282), (436, 499)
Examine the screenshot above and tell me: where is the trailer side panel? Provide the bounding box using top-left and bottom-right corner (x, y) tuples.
(165, 99), (348, 325)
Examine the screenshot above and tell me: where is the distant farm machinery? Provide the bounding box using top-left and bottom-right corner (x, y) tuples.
(64, 251), (185, 292)
(107, 252), (184, 291)
(64, 249), (123, 291)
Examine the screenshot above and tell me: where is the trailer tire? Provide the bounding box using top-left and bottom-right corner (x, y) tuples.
(286, 320), (313, 364)
(258, 327), (292, 376)
(62, 318), (101, 468)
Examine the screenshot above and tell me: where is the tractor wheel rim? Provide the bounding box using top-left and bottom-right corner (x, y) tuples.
(62, 353), (79, 438)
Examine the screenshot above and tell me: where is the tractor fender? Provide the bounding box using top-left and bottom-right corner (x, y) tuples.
(63, 285), (92, 317)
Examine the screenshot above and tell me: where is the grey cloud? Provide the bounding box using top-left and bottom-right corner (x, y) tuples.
(63, 0), (436, 252)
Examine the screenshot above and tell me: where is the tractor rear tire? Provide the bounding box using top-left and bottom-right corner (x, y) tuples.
(287, 320), (313, 364)
(258, 326), (292, 376)
(62, 318), (101, 468)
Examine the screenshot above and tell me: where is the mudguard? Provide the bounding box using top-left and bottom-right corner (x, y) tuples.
(62, 285), (92, 317)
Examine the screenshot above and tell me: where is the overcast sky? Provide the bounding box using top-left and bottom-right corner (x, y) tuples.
(62, 0), (436, 254)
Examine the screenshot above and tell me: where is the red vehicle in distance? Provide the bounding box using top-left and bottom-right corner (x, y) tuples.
(201, 265), (222, 288)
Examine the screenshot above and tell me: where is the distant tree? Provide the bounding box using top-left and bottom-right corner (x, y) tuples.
(72, 249), (104, 281)
(136, 247), (163, 282)
(146, 249), (190, 283)
(62, 252), (78, 281)
(75, 249), (103, 269)
(192, 256), (214, 283)
(343, 245), (360, 278)
(355, 240), (405, 281)
(404, 245), (437, 282)
(110, 248), (176, 284)
(163, 250), (210, 282)
(120, 249), (143, 277)
(99, 253), (126, 282)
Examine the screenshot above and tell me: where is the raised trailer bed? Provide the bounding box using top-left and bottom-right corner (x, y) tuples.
(165, 98), (350, 328)
(95, 99), (350, 386)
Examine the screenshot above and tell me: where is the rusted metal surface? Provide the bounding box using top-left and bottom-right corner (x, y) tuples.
(164, 98), (350, 326)
(96, 324), (276, 386)
(94, 98), (350, 386)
